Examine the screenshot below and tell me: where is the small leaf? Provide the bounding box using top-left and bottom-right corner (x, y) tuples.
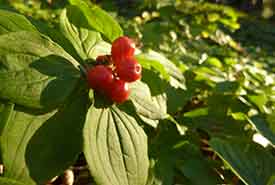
(210, 138), (275, 185)
(137, 50), (186, 89)
(129, 81), (167, 121)
(0, 31), (80, 109)
(69, 0), (123, 42)
(0, 10), (37, 35)
(136, 54), (170, 81)
(83, 106), (149, 185)
(60, 7), (111, 61)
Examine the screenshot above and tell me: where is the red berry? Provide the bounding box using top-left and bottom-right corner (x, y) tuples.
(111, 36), (135, 65)
(87, 65), (114, 92)
(108, 79), (130, 103)
(116, 57), (142, 82)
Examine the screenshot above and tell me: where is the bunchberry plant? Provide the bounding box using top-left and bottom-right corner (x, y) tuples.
(0, 0), (275, 185)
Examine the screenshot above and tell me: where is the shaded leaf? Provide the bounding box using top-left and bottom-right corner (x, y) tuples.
(83, 106), (149, 185)
(1, 91), (89, 184)
(248, 115), (275, 147)
(26, 91), (89, 184)
(210, 138), (275, 185)
(178, 158), (221, 185)
(0, 106), (54, 185)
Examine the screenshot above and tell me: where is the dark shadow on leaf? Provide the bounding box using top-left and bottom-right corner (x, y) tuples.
(30, 19), (83, 63)
(93, 92), (113, 108)
(29, 55), (80, 110)
(25, 92), (89, 184)
(66, 5), (90, 30)
(141, 68), (168, 96)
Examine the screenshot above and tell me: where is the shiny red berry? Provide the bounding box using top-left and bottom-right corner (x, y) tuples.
(109, 79), (130, 103)
(87, 65), (114, 92)
(116, 57), (142, 82)
(111, 36), (135, 65)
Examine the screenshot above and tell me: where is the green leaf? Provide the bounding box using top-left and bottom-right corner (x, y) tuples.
(214, 81), (240, 95)
(210, 138), (275, 185)
(60, 7), (111, 61)
(148, 124), (219, 185)
(31, 19), (83, 63)
(180, 107), (246, 138)
(69, 0), (123, 42)
(26, 91), (89, 184)
(148, 124), (184, 185)
(83, 105), (149, 185)
(0, 106), (53, 185)
(248, 115), (275, 147)
(247, 94), (268, 113)
(0, 177), (26, 185)
(136, 54), (170, 81)
(138, 50), (186, 89)
(129, 81), (167, 121)
(0, 10), (37, 35)
(0, 31), (80, 109)
(0, 101), (14, 134)
(178, 158), (221, 185)
(0, 91), (88, 184)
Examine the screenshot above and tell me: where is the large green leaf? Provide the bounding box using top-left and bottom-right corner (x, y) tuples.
(0, 105), (54, 185)
(0, 91), (88, 184)
(69, 0), (123, 42)
(210, 138), (275, 185)
(0, 177), (26, 185)
(129, 81), (167, 121)
(26, 91), (89, 184)
(0, 10), (37, 35)
(83, 105), (149, 185)
(60, 7), (111, 61)
(0, 31), (80, 109)
(248, 115), (275, 147)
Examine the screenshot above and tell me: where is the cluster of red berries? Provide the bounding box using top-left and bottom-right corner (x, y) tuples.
(87, 36), (142, 103)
